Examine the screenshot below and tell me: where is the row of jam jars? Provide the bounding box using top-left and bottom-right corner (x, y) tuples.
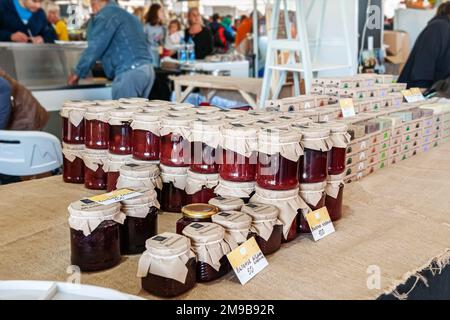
(241, 203), (283, 255)
(182, 222), (232, 282)
(219, 123), (258, 182)
(256, 128), (303, 190)
(82, 149), (108, 190)
(185, 169), (219, 205)
(60, 101), (89, 144)
(214, 178), (255, 203)
(249, 186), (308, 243)
(84, 105), (113, 150)
(131, 111), (163, 161)
(211, 210), (252, 246)
(68, 200), (125, 272)
(116, 163), (162, 192)
(325, 173), (345, 222)
(103, 153), (132, 192)
(137, 232), (197, 297)
(62, 143), (85, 184)
(160, 115), (196, 167)
(120, 188), (159, 255)
(298, 182), (327, 233)
(176, 204), (218, 235)
(190, 120), (222, 174)
(160, 164), (188, 213)
(294, 125), (332, 183)
(108, 107), (139, 155)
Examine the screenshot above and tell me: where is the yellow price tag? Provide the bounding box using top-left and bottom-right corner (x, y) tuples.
(339, 98), (356, 118)
(88, 188), (142, 205)
(304, 207), (335, 241)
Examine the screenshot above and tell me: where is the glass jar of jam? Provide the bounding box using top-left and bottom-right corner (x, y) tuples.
(190, 120), (222, 174)
(212, 211), (252, 246)
(108, 108), (139, 155)
(120, 189), (159, 255)
(250, 186), (308, 243)
(241, 203), (282, 255)
(131, 111), (162, 161)
(182, 222), (232, 282)
(185, 170), (219, 205)
(62, 143), (85, 184)
(116, 163), (162, 191)
(60, 101), (88, 144)
(84, 105), (113, 150)
(208, 196), (244, 212)
(219, 124), (258, 182)
(326, 122), (351, 175)
(160, 115), (196, 167)
(298, 182), (327, 233)
(294, 125), (332, 184)
(256, 128), (302, 190)
(68, 200), (125, 272)
(214, 178), (255, 203)
(104, 153), (132, 192)
(160, 164), (188, 213)
(325, 174), (345, 222)
(137, 232), (196, 297)
(82, 149), (108, 190)
(176, 203), (219, 235)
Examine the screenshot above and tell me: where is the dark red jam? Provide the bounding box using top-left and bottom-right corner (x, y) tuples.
(219, 149), (257, 182)
(109, 124), (132, 155)
(161, 182), (187, 213)
(299, 148), (328, 183)
(186, 187), (217, 205)
(196, 255), (231, 282)
(70, 220), (121, 272)
(106, 171), (120, 192)
(298, 194), (326, 233)
(325, 183), (344, 221)
(257, 152), (299, 190)
(132, 129), (160, 161)
(254, 224), (283, 255)
(85, 119), (109, 149)
(62, 117), (84, 144)
(328, 147), (346, 175)
(120, 207), (158, 255)
(191, 141), (219, 173)
(160, 132), (191, 167)
(283, 216), (298, 243)
(63, 153), (84, 184)
(84, 165), (107, 190)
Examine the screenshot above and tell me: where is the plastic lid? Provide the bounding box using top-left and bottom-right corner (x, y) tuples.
(208, 196), (244, 211)
(182, 222), (225, 244)
(211, 211), (252, 230)
(144, 232), (190, 257)
(120, 188), (158, 206)
(181, 203), (219, 219)
(68, 200), (121, 218)
(119, 163), (160, 178)
(241, 203), (279, 221)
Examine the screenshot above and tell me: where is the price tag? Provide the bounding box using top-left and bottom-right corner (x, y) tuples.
(339, 98), (356, 118)
(303, 207), (335, 241)
(226, 237), (268, 285)
(88, 188), (142, 205)
(402, 88), (425, 103)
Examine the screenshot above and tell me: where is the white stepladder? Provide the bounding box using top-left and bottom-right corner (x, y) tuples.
(259, 0), (354, 109)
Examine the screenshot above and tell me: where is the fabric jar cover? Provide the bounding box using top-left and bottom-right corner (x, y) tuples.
(116, 163), (162, 190)
(257, 127), (303, 162)
(160, 164), (188, 190)
(160, 115), (196, 141)
(84, 105), (115, 123)
(185, 170), (219, 195)
(189, 119), (223, 149)
(108, 107), (141, 126)
(299, 182), (327, 208)
(292, 125), (333, 152)
(131, 111), (163, 136)
(211, 211), (252, 247)
(325, 173), (346, 199)
(208, 196), (244, 212)
(241, 203), (282, 241)
(214, 178), (255, 199)
(120, 188), (160, 218)
(62, 143), (85, 163)
(220, 123), (258, 158)
(102, 153), (133, 173)
(82, 148), (108, 172)
(60, 101), (90, 127)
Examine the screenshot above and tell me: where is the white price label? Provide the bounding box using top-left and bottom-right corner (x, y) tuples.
(339, 98), (356, 118)
(88, 189), (142, 205)
(304, 207), (336, 241)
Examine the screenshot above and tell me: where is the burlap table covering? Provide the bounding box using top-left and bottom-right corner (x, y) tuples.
(1, 144), (450, 299)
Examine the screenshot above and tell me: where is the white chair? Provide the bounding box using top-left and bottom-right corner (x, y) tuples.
(0, 130), (62, 176)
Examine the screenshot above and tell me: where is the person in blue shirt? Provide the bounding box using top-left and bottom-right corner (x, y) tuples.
(0, 0), (56, 43)
(68, 0), (154, 100)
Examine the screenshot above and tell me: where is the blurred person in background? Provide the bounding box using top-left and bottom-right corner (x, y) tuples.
(46, 4), (69, 41)
(144, 3), (166, 67)
(398, 1), (450, 89)
(163, 19), (184, 57)
(209, 13), (233, 53)
(235, 13), (252, 48)
(0, 0), (56, 43)
(185, 8), (213, 59)
(68, 0), (154, 99)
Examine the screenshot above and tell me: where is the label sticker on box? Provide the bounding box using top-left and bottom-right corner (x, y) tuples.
(88, 188), (142, 205)
(339, 98), (356, 118)
(227, 237), (268, 285)
(402, 88), (425, 103)
(303, 207), (335, 241)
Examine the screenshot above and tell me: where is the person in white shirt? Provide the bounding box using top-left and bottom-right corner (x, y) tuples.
(164, 19), (184, 57)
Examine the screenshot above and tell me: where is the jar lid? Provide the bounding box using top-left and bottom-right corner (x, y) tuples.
(160, 115), (196, 127)
(62, 142), (85, 151)
(119, 163), (160, 178)
(221, 123), (258, 137)
(221, 109), (248, 119)
(108, 107), (139, 120)
(159, 164), (189, 175)
(169, 103), (195, 111)
(191, 119), (223, 133)
(196, 113), (224, 121)
(132, 110), (163, 122)
(146, 100), (171, 107)
(241, 203), (279, 221)
(299, 181), (327, 192)
(181, 203), (219, 219)
(60, 103), (88, 118)
(208, 196), (244, 211)
(94, 100), (120, 107)
(258, 127), (302, 144)
(82, 148), (108, 159)
(68, 200), (121, 218)
(144, 232), (190, 257)
(85, 105), (115, 114)
(229, 117), (257, 125)
(118, 101), (147, 109)
(212, 211), (252, 230)
(168, 108), (198, 117)
(292, 125), (330, 139)
(182, 222), (225, 244)
(121, 188), (158, 206)
(314, 121), (348, 134)
(196, 106), (221, 114)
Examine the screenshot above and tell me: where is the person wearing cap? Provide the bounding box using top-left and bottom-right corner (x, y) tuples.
(68, 0), (154, 99)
